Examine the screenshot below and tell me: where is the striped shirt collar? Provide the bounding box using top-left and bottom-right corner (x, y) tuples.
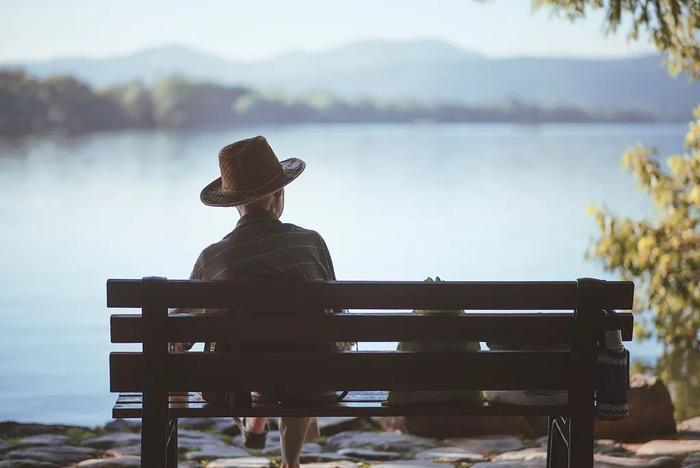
(235, 211), (281, 229)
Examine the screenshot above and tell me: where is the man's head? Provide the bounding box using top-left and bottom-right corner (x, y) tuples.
(200, 136), (305, 210)
(236, 188), (285, 219)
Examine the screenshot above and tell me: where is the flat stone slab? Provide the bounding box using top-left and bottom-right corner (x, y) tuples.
(337, 448), (402, 461)
(372, 461), (453, 468)
(0, 422), (87, 439)
(300, 453), (357, 464)
(594, 439), (629, 455)
(678, 417), (700, 434)
(302, 442), (324, 453)
(318, 418), (365, 435)
(260, 441), (325, 457)
(215, 422), (240, 435)
(104, 420), (140, 432)
(301, 462), (359, 468)
(483, 453), (679, 468)
(261, 446), (282, 456)
(179, 436), (224, 450)
(636, 440), (700, 456)
(76, 456), (141, 467)
(594, 454), (680, 467)
(443, 436), (525, 456)
(178, 430), (225, 450)
(16, 434), (70, 446)
(493, 447), (547, 461)
(179, 417), (233, 431)
(262, 439), (319, 457)
(83, 432), (141, 449)
(234, 430), (281, 449)
(178, 428), (213, 439)
(177, 462), (202, 468)
(0, 460), (60, 468)
(184, 443), (250, 461)
(177, 437), (204, 450)
(0, 439), (15, 453)
(471, 462), (545, 468)
(207, 457), (272, 468)
(258, 431), (323, 457)
(6, 445), (97, 464)
(414, 446), (484, 463)
(105, 444), (141, 457)
(327, 431), (436, 452)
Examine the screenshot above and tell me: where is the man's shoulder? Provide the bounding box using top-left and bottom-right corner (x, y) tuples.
(195, 222), (323, 265)
(197, 237), (231, 257)
(278, 221), (323, 239)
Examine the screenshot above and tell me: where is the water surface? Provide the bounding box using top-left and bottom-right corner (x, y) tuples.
(0, 123), (688, 424)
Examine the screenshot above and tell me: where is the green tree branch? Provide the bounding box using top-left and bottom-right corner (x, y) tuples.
(534, 0), (700, 78)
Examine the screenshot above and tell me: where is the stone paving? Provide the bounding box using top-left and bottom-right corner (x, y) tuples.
(0, 417), (700, 467)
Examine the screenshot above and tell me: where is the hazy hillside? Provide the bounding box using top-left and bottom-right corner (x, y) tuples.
(3, 71), (655, 135)
(5, 39), (699, 120)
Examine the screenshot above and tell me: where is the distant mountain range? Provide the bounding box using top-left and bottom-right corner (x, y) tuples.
(4, 39), (699, 120)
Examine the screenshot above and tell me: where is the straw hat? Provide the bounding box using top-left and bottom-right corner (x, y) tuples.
(200, 136), (305, 207)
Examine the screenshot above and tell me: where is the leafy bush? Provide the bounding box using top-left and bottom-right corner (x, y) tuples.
(588, 106), (700, 353)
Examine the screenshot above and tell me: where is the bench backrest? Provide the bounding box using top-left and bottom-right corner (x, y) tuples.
(108, 277), (633, 405)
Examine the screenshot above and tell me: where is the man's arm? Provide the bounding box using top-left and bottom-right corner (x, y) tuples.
(316, 233), (356, 351)
(169, 251), (209, 352)
(316, 233), (338, 281)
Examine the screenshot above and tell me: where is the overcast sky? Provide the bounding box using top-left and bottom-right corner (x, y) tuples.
(1, 0), (657, 62)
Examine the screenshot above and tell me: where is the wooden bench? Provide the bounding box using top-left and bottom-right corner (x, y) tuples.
(107, 277), (634, 468)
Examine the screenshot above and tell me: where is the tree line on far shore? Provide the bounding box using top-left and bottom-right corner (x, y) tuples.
(0, 70), (657, 135)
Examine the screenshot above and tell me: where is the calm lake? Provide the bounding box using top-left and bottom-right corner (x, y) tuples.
(0, 123), (688, 425)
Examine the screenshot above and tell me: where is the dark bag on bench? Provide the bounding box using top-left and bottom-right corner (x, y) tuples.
(595, 309), (630, 420)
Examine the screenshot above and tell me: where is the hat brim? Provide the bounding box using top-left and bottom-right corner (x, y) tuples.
(200, 157), (305, 207)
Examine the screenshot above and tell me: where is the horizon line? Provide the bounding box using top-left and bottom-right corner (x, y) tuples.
(0, 38), (660, 65)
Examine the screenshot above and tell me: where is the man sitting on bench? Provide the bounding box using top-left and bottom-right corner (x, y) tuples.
(170, 135), (351, 468)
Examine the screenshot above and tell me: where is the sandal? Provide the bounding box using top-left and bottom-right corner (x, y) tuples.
(233, 417), (268, 449)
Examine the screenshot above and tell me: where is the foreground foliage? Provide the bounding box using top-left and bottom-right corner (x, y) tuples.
(588, 106), (700, 353)
(537, 0), (700, 360)
(536, 0), (700, 78)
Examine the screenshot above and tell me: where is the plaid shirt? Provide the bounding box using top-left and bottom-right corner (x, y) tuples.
(183, 211), (352, 351)
(191, 211), (336, 284)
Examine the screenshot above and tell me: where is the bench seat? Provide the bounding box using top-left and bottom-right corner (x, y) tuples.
(113, 391), (569, 418)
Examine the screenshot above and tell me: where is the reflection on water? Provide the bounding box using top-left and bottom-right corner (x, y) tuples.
(0, 123), (697, 424)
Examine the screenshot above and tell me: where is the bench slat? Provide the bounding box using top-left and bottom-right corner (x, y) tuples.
(112, 392), (569, 418)
(110, 350), (571, 392)
(110, 311), (634, 343)
(106, 279), (634, 310)
(116, 391), (389, 404)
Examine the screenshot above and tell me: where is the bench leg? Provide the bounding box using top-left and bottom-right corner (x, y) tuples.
(547, 417), (569, 468)
(141, 390), (169, 467)
(569, 414), (594, 468)
(166, 417), (178, 468)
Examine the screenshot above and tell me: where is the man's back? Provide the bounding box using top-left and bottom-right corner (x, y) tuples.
(191, 211), (336, 284)
(188, 210), (351, 354)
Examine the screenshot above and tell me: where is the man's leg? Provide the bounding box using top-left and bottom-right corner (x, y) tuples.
(230, 416), (268, 449)
(247, 392), (268, 439)
(279, 417), (319, 468)
(246, 417), (268, 434)
(233, 392), (269, 449)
